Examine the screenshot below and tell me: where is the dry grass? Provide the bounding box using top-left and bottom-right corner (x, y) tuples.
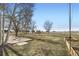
(7, 32), (69, 56)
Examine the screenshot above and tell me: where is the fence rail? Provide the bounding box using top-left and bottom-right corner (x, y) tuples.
(64, 37), (78, 56)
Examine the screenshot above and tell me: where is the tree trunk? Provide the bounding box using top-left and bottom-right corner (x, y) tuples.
(4, 4), (16, 44)
(0, 14), (2, 45)
(15, 29), (18, 37)
(2, 10), (4, 44)
(0, 13), (3, 56)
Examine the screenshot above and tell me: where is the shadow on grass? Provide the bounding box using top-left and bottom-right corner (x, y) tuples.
(6, 44), (23, 56)
(4, 47), (9, 56)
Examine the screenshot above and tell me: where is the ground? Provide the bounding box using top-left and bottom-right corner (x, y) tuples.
(4, 32), (69, 56)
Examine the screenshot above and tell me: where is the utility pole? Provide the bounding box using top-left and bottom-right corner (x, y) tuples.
(69, 3), (72, 55)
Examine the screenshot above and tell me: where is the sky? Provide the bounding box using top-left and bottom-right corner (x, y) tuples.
(32, 3), (79, 31)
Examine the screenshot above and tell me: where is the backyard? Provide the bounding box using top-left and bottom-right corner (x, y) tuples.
(4, 32), (69, 56)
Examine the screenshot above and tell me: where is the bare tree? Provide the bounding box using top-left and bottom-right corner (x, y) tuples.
(8, 3), (35, 35)
(44, 20), (53, 32)
(4, 4), (17, 43)
(19, 3), (34, 33)
(0, 3), (35, 44)
(30, 20), (36, 33)
(7, 3), (34, 36)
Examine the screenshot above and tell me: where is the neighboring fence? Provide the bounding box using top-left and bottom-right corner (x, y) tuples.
(64, 37), (78, 56)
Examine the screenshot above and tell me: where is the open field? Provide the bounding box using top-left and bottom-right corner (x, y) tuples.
(4, 32), (69, 56)
(5, 31), (79, 56)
